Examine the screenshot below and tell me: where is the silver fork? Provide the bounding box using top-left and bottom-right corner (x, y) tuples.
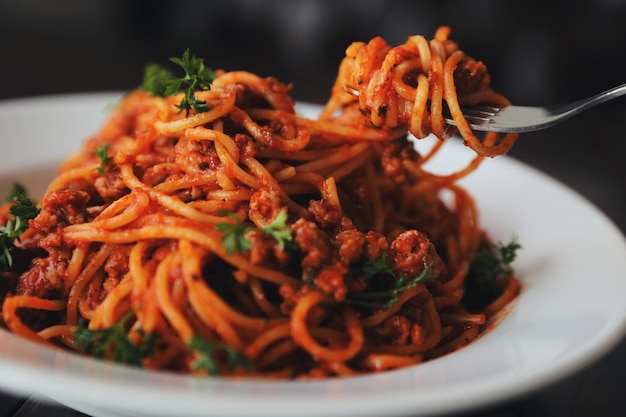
(445, 83), (626, 133)
(343, 83), (626, 133)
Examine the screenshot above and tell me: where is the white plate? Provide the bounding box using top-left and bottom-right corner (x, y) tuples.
(1, 93), (626, 417)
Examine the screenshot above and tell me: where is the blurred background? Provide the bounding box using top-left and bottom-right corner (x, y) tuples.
(0, 0), (625, 416)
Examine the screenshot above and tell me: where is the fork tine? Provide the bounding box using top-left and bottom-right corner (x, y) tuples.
(470, 104), (502, 113)
(460, 115), (492, 126)
(460, 105), (502, 118)
(450, 105), (502, 126)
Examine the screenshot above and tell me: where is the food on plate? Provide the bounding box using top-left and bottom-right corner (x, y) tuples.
(0, 27), (520, 378)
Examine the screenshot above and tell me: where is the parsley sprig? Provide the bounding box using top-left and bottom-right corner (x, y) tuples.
(189, 335), (249, 375)
(95, 143), (111, 175)
(257, 209), (293, 251)
(0, 183), (40, 271)
(73, 311), (154, 367)
(217, 212), (252, 256)
(216, 209), (293, 256)
(141, 49), (216, 115)
(345, 253), (437, 310)
(463, 238), (522, 310)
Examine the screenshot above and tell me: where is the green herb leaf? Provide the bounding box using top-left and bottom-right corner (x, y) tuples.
(216, 213), (253, 256)
(0, 183), (40, 271)
(260, 209), (294, 251)
(362, 253), (394, 279)
(189, 335), (249, 375)
(463, 237), (522, 310)
(95, 143), (111, 175)
(216, 209), (294, 256)
(141, 49), (216, 116)
(141, 63), (172, 96)
(73, 311), (154, 367)
(346, 254), (437, 310)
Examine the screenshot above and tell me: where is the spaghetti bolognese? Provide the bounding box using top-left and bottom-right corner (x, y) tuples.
(0, 27), (520, 378)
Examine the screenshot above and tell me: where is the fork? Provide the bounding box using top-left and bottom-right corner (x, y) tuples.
(444, 83), (626, 133)
(344, 83), (626, 133)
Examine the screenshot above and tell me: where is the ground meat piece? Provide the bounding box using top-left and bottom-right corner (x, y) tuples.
(363, 231), (389, 261)
(94, 171), (129, 203)
(389, 230), (445, 278)
(95, 248), (131, 307)
(101, 274), (122, 302)
(174, 136), (222, 175)
(248, 188), (283, 227)
(29, 189), (91, 237)
(453, 56), (490, 95)
(333, 228), (365, 265)
(380, 140), (420, 184)
(15, 247), (70, 298)
(313, 262), (348, 301)
(308, 198), (341, 230)
(103, 246), (130, 282)
(291, 219), (332, 269)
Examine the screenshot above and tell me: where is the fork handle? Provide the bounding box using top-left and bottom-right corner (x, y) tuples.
(557, 83), (626, 115)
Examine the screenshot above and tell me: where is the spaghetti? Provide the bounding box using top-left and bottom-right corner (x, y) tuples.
(0, 27), (520, 378)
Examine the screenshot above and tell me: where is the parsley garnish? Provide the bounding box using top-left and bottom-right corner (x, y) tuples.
(141, 63), (172, 97)
(189, 335), (249, 375)
(141, 49), (216, 115)
(258, 209), (293, 251)
(345, 253), (437, 310)
(216, 212), (253, 256)
(73, 311), (154, 367)
(0, 183), (40, 271)
(362, 253), (395, 279)
(463, 238), (522, 310)
(216, 209), (294, 256)
(95, 143), (111, 175)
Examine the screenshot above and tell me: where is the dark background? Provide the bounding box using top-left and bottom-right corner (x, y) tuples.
(0, 1), (625, 416)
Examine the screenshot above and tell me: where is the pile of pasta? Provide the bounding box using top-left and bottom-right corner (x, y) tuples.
(0, 27), (520, 378)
